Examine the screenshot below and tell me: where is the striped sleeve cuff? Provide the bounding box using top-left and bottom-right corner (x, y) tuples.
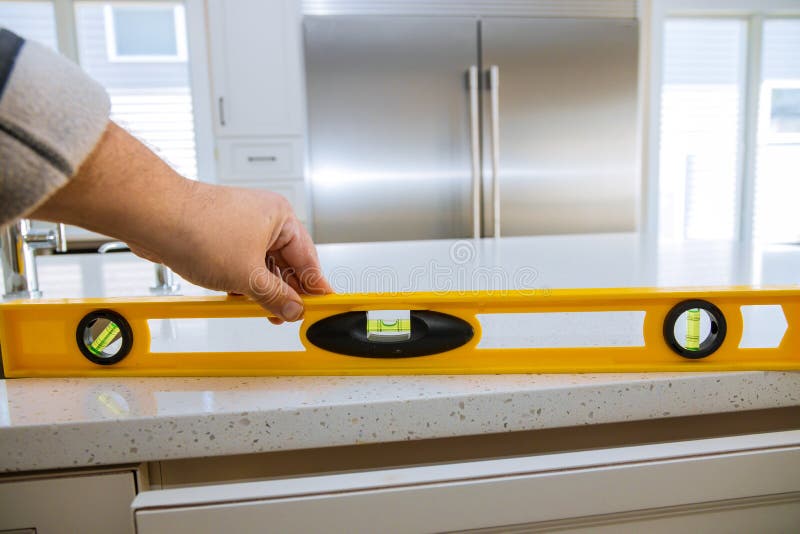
(0, 28), (110, 226)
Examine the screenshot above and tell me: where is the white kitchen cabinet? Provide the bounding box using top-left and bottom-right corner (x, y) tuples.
(205, 0), (307, 223)
(0, 470), (136, 533)
(207, 0), (304, 137)
(133, 431), (800, 533)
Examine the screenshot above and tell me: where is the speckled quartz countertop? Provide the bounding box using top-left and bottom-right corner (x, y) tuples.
(2, 234), (799, 472)
(2, 372), (800, 472)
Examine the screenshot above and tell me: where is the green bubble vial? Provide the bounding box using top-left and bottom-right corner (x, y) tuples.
(89, 321), (121, 356)
(366, 310), (412, 342)
(685, 308), (701, 351)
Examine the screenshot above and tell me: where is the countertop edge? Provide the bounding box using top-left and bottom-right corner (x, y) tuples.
(2, 372), (799, 473)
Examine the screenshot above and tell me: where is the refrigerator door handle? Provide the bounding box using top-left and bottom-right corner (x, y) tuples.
(468, 65), (481, 240)
(488, 65), (501, 238)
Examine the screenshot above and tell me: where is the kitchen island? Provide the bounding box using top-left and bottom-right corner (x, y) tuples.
(1, 234), (799, 531)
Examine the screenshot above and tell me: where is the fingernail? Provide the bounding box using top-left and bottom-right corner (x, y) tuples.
(281, 301), (303, 321)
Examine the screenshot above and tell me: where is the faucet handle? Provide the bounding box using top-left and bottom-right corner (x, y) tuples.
(54, 223), (68, 253)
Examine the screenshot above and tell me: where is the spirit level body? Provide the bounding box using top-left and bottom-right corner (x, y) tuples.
(0, 287), (798, 377)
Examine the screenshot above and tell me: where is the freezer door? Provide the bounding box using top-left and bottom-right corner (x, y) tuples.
(304, 17), (479, 243)
(481, 18), (639, 237)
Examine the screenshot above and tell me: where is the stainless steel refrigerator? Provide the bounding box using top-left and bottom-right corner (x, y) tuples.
(304, 16), (639, 243)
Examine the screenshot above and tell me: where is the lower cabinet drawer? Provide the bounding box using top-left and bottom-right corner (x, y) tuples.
(132, 431), (800, 533)
(217, 138), (303, 181)
(0, 470), (136, 534)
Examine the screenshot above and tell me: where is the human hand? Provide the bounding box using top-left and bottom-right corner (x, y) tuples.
(130, 182), (331, 323)
(31, 122), (332, 322)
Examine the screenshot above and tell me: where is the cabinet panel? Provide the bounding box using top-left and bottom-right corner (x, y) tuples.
(0, 471), (136, 534)
(217, 138), (303, 180)
(134, 431), (800, 533)
(208, 0), (304, 136)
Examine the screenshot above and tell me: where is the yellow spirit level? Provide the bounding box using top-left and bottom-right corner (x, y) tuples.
(0, 287), (798, 377)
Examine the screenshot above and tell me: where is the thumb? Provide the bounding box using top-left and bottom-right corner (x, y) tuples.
(247, 266), (304, 322)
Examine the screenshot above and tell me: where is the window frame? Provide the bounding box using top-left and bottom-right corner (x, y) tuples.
(25, 0), (215, 183)
(102, 2), (188, 63)
(0, 0), (216, 243)
(759, 81), (800, 144)
(641, 0), (800, 248)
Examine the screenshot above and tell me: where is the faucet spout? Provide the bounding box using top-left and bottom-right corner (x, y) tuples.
(1, 220), (66, 299)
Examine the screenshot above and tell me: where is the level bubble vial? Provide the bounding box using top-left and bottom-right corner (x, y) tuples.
(76, 310), (134, 365)
(366, 310), (412, 342)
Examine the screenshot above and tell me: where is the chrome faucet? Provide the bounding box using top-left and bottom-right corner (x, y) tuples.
(1, 219), (67, 299)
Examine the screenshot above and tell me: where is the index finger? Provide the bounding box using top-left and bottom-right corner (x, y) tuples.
(275, 220), (333, 295)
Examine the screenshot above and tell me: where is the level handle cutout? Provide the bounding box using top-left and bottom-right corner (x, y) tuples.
(306, 311), (474, 358)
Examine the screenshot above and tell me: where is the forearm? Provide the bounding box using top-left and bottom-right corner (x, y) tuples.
(33, 118), (327, 320)
(31, 121), (193, 255)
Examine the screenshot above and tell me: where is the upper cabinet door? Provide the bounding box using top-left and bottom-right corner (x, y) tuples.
(207, 0), (304, 137)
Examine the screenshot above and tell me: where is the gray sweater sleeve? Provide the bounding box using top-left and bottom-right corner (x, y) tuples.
(0, 28), (110, 226)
